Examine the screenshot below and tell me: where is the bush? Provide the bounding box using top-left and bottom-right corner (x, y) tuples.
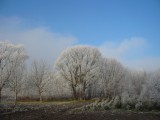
(142, 100), (156, 110)
(155, 102), (160, 110)
(135, 102), (143, 111)
(121, 98), (137, 110)
(103, 103), (110, 110)
(108, 98), (114, 107)
(112, 96), (121, 108)
(97, 102), (102, 108)
(99, 100), (110, 110)
(126, 105), (131, 110)
(127, 98), (137, 109)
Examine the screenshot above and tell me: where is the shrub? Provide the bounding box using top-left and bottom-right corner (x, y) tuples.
(108, 98), (114, 107)
(142, 100), (156, 110)
(135, 102), (143, 111)
(126, 105), (131, 110)
(155, 102), (160, 110)
(112, 96), (121, 108)
(127, 98), (137, 109)
(99, 100), (110, 110)
(103, 103), (110, 110)
(121, 98), (137, 110)
(97, 102), (102, 108)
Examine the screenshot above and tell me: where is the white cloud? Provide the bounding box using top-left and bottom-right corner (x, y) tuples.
(98, 38), (160, 71)
(99, 37), (146, 59)
(0, 17), (159, 71)
(0, 17), (77, 65)
(124, 57), (160, 71)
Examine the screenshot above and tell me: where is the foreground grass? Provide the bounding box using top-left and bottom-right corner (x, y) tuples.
(1, 99), (95, 105)
(19, 99), (94, 104)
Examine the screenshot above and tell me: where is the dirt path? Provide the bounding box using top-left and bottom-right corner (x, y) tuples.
(0, 102), (160, 120)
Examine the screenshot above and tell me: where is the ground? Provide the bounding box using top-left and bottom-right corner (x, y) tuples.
(0, 101), (160, 120)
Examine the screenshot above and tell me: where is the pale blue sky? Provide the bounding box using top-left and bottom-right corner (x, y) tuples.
(0, 0), (160, 71)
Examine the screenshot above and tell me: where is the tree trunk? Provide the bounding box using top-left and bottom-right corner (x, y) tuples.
(14, 92), (18, 105)
(79, 91), (83, 100)
(83, 90), (86, 100)
(79, 88), (86, 100)
(82, 85), (86, 100)
(39, 93), (42, 102)
(71, 85), (77, 100)
(0, 89), (1, 103)
(73, 90), (78, 100)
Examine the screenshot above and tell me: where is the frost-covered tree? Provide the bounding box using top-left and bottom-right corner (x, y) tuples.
(143, 70), (160, 102)
(29, 60), (51, 102)
(0, 41), (28, 102)
(131, 70), (146, 98)
(151, 70), (160, 102)
(8, 46), (28, 103)
(99, 58), (125, 100)
(56, 46), (101, 100)
(49, 71), (71, 99)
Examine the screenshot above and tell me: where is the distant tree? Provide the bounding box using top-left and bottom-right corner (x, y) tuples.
(29, 60), (51, 102)
(9, 46), (28, 104)
(121, 69), (147, 100)
(146, 70), (160, 102)
(0, 41), (28, 102)
(56, 46), (101, 100)
(131, 70), (146, 98)
(99, 58), (125, 100)
(51, 72), (71, 98)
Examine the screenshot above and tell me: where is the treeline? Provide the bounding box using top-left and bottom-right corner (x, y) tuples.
(0, 41), (160, 110)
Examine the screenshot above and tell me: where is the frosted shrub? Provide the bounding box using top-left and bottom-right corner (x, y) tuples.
(92, 103), (100, 111)
(108, 99), (114, 107)
(82, 106), (87, 111)
(121, 92), (129, 108)
(100, 102), (104, 107)
(96, 102), (102, 109)
(85, 105), (90, 109)
(113, 96), (121, 108)
(121, 98), (137, 109)
(142, 100), (156, 110)
(92, 105), (97, 111)
(99, 101), (110, 110)
(155, 102), (160, 110)
(93, 101), (98, 107)
(127, 98), (137, 109)
(126, 105), (131, 110)
(135, 102), (143, 111)
(102, 103), (110, 110)
(101, 98), (106, 102)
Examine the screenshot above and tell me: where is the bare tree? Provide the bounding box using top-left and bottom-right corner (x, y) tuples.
(8, 46), (28, 104)
(99, 58), (125, 100)
(144, 70), (160, 102)
(48, 72), (71, 99)
(130, 70), (146, 98)
(29, 60), (51, 102)
(0, 41), (28, 102)
(56, 46), (101, 100)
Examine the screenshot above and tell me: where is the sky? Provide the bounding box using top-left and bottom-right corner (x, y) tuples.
(0, 0), (160, 71)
